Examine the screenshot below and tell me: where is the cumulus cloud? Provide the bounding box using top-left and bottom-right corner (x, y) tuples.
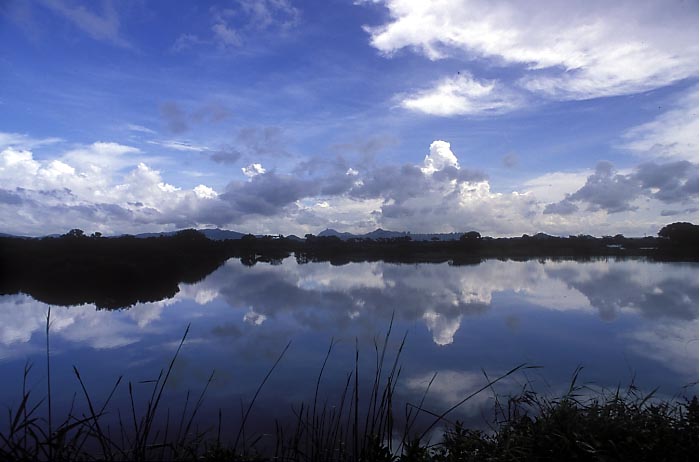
(363, 0), (698, 102)
(222, 170), (319, 217)
(423, 310), (462, 345)
(243, 309), (267, 326)
(350, 140), (487, 214)
(342, 140), (544, 234)
(422, 140), (459, 173)
(1, 129), (696, 238)
(565, 161), (641, 213)
(545, 160), (698, 215)
(241, 163), (266, 178)
(0, 143), (226, 235)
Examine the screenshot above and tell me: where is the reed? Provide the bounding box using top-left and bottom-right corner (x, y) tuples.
(0, 311), (696, 461)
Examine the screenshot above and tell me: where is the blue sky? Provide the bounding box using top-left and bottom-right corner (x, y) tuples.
(0, 0), (697, 237)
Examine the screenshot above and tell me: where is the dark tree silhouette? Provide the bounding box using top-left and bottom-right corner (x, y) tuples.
(65, 228), (85, 238)
(460, 231), (481, 241)
(658, 222), (699, 243)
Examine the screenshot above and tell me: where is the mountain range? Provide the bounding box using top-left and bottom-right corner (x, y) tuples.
(1, 228), (467, 241)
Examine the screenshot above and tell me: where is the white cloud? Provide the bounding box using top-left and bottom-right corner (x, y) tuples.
(125, 124), (156, 134)
(364, 0), (698, 101)
(624, 321), (698, 378)
(0, 295), (141, 354)
(0, 145), (226, 236)
(194, 184), (218, 199)
(0, 132), (62, 150)
(147, 140), (209, 152)
(243, 309), (267, 326)
(421, 140), (459, 174)
(402, 73), (523, 116)
(63, 141), (141, 171)
(404, 370), (502, 416)
(242, 162), (266, 178)
(522, 170), (591, 204)
(294, 261), (389, 292)
(621, 87), (699, 162)
(423, 310), (462, 345)
(0, 131), (695, 238)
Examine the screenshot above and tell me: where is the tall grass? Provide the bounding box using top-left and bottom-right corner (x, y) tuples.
(0, 309), (696, 461)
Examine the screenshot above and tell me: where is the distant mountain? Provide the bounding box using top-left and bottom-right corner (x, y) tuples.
(316, 228), (465, 241)
(318, 228), (357, 239)
(199, 229), (245, 241)
(364, 228), (409, 240)
(4, 227), (468, 242)
(129, 228), (245, 240)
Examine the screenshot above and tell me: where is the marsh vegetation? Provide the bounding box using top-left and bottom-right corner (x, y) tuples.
(0, 319), (697, 461)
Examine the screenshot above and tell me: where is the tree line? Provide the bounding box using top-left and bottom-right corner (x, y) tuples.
(0, 222), (696, 309)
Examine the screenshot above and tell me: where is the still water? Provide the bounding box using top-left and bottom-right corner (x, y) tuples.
(0, 258), (697, 437)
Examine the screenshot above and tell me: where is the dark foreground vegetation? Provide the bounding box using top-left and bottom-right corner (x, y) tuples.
(0, 323), (697, 462)
(0, 222), (697, 309)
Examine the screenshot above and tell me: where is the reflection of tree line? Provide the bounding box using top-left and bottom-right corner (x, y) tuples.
(0, 222), (696, 309)
(0, 229), (228, 309)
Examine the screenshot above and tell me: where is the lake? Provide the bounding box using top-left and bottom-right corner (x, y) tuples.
(0, 257), (697, 447)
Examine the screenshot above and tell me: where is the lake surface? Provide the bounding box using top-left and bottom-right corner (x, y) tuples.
(0, 258), (697, 440)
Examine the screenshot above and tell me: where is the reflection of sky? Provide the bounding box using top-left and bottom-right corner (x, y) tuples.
(0, 259), (696, 435)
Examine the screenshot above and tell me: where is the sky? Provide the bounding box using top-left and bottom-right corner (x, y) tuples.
(0, 0), (698, 237)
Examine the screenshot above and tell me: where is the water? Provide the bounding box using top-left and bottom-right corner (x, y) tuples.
(0, 258), (697, 439)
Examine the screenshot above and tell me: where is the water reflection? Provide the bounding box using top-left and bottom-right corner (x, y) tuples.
(0, 259), (696, 432)
(193, 258), (698, 345)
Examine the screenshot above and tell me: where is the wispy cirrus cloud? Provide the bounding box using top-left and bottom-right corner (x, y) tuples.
(400, 72), (523, 116)
(620, 87), (699, 162)
(0, 132), (62, 150)
(147, 140), (210, 153)
(172, 0), (300, 52)
(40, 0), (130, 48)
(363, 0), (698, 112)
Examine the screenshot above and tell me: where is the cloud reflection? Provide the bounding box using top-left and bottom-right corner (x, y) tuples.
(0, 259), (696, 372)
